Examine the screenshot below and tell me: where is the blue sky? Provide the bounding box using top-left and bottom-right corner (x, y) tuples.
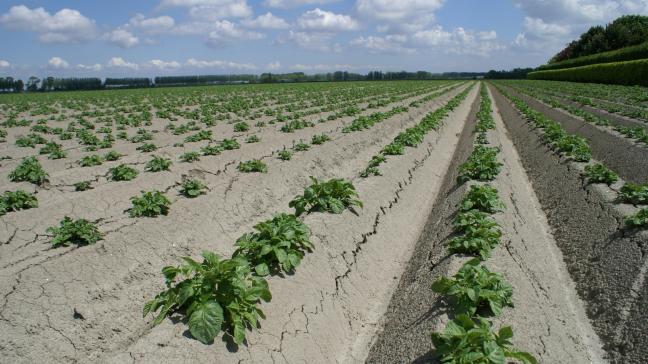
(1, 0), (647, 78)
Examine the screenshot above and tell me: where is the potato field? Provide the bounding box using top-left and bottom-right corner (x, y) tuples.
(0, 79), (647, 364)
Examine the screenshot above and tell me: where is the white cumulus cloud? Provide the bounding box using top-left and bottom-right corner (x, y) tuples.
(263, 0), (339, 8)
(104, 29), (140, 48)
(48, 57), (69, 69)
(0, 5), (95, 43)
(128, 14), (175, 34)
(107, 57), (139, 70)
(297, 8), (358, 31)
(185, 58), (257, 70)
(147, 59), (182, 70)
(242, 12), (289, 29)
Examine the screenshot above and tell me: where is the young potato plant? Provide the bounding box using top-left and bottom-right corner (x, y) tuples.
(293, 142), (310, 151)
(432, 314), (537, 364)
(201, 144), (223, 156)
(458, 145), (502, 183)
(145, 156), (172, 172)
(450, 210), (502, 260)
(219, 138), (240, 150)
(185, 130), (212, 143)
(246, 135), (260, 143)
(460, 184), (504, 213)
(129, 191), (171, 217)
(180, 179), (207, 198)
(311, 134), (330, 145)
(180, 151), (201, 163)
(289, 176), (363, 216)
(74, 181), (93, 191)
(109, 164), (138, 181)
(233, 122), (249, 132)
(104, 150), (123, 161)
(9, 157), (48, 185)
(432, 258), (513, 316)
(625, 208), (648, 227)
(0, 190), (38, 215)
(144, 252), (271, 345)
(137, 143), (157, 152)
(78, 155), (104, 167)
(233, 213), (312, 276)
(277, 149), (292, 161)
(619, 183), (648, 205)
(238, 159), (268, 173)
(47, 216), (102, 247)
(382, 142), (405, 155)
(584, 164), (618, 185)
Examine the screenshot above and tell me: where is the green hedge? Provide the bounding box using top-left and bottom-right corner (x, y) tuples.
(539, 42), (648, 71)
(528, 59), (648, 86)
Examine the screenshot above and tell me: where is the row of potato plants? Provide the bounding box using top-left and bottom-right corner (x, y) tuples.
(494, 84), (648, 227)
(430, 83), (537, 364)
(509, 84), (648, 146)
(359, 84), (473, 178)
(504, 80), (648, 123)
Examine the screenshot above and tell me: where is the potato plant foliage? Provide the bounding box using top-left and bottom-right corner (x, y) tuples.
(109, 164), (138, 181)
(0, 190), (38, 215)
(129, 191), (171, 217)
(431, 314), (537, 364)
(144, 252), (271, 345)
(460, 185), (504, 213)
(47, 217), (102, 247)
(180, 179), (207, 198)
(289, 177), (363, 216)
(233, 213), (312, 276)
(432, 258), (513, 316)
(9, 157), (48, 185)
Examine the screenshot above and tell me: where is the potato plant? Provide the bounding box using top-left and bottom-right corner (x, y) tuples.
(74, 181), (92, 191)
(109, 164), (138, 181)
(145, 156), (172, 172)
(9, 157), (48, 185)
(289, 177), (363, 216)
(129, 191), (171, 217)
(460, 185), (504, 213)
(0, 190), (38, 215)
(431, 315), (537, 364)
(238, 159), (267, 173)
(233, 213), (312, 276)
(47, 217), (102, 247)
(144, 252), (271, 345)
(78, 155), (104, 167)
(180, 179), (207, 198)
(180, 151), (200, 163)
(432, 258), (513, 316)
(584, 164), (618, 185)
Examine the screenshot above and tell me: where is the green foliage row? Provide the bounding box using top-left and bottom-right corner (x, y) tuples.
(432, 85), (536, 363)
(528, 59), (648, 87)
(540, 41), (648, 71)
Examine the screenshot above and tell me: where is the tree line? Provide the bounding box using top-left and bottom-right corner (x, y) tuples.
(550, 15), (648, 63)
(0, 71), (488, 93)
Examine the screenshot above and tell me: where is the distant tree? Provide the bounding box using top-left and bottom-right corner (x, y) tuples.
(27, 76), (40, 92)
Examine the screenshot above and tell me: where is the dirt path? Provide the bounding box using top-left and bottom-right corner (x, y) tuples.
(491, 85), (648, 364)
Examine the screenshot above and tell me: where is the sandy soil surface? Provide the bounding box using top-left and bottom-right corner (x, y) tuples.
(366, 85), (605, 363)
(0, 82), (475, 363)
(491, 85), (648, 364)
